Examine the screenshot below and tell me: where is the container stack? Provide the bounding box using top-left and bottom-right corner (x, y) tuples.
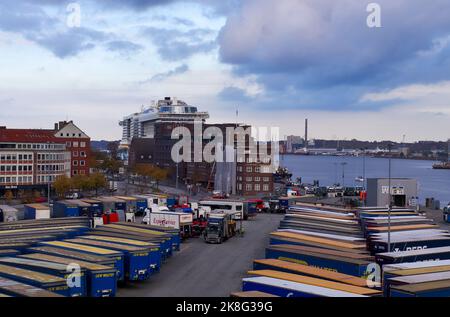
(0, 217), (181, 297)
(236, 205), (383, 297)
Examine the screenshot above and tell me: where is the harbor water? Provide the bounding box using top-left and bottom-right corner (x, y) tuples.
(282, 155), (450, 205)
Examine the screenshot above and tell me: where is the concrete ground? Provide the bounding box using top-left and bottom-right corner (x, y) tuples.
(117, 213), (283, 297)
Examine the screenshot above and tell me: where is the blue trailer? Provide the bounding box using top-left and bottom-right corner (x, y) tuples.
(53, 201), (80, 218)
(131, 196), (148, 213)
(20, 253), (117, 297)
(390, 280), (450, 297)
(265, 246), (372, 278)
(0, 257), (86, 297)
(0, 263), (71, 296)
(376, 247), (450, 265)
(80, 199), (104, 216)
(38, 241), (125, 282)
(66, 238), (152, 281)
(0, 277), (62, 297)
(76, 235), (161, 274)
(0, 249), (20, 257)
(242, 276), (366, 297)
(368, 236), (450, 254)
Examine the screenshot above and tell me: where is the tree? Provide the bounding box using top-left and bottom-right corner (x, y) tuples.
(53, 175), (72, 198)
(152, 167), (169, 189)
(134, 163), (156, 188)
(71, 174), (91, 193)
(4, 190), (13, 203)
(89, 172), (107, 196)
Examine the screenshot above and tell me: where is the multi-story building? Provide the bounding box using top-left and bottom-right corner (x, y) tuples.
(0, 128), (71, 196)
(119, 97), (209, 147)
(0, 121), (90, 197)
(53, 121), (91, 176)
(129, 120), (275, 197)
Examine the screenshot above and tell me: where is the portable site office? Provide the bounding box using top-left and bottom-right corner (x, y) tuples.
(38, 241), (125, 282)
(19, 253), (117, 297)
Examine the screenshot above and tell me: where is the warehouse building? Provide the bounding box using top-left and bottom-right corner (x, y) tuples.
(366, 178), (418, 207)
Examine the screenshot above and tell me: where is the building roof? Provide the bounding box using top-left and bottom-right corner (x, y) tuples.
(0, 128), (60, 143)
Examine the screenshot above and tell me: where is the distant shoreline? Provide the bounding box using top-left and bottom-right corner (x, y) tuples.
(280, 153), (439, 163)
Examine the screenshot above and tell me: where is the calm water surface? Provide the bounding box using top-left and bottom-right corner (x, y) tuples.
(281, 155), (450, 205)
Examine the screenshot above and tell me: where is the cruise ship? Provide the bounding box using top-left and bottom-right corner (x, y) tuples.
(119, 97), (209, 147)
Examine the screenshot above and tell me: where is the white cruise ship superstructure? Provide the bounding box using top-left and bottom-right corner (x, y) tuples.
(119, 97), (210, 147)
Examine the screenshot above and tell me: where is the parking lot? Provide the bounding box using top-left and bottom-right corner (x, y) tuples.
(118, 213), (283, 297)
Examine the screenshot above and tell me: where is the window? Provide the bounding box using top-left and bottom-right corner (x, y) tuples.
(255, 166), (261, 173)
(254, 177), (261, 182)
(80, 142), (86, 147)
(80, 160), (85, 166)
(254, 184), (261, 191)
(263, 177), (270, 182)
(246, 166), (252, 173)
(237, 183), (242, 191)
(246, 177), (252, 182)
(263, 184), (269, 191)
(245, 184), (252, 191)
(80, 151), (86, 157)
(73, 151), (78, 157)
(73, 141), (79, 147)
(73, 160), (78, 166)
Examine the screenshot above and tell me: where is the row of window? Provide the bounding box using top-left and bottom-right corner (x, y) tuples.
(0, 165), (33, 172)
(37, 164), (66, 172)
(37, 175), (58, 183)
(0, 154), (33, 161)
(237, 166), (272, 173)
(16, 143), (65, 150)
(72, 170), (86, 176)
(37, 153), (67, 161)
(236, 157), (272, 164)
(73, 160), (86, 167)
(237, 183), (270, 192)
(73, 151), (87, 157)
(0, 176), (33, 184)
(66, 141), (87, 148)
(237, 176), (271, 182)
(60, 133), (84, 138)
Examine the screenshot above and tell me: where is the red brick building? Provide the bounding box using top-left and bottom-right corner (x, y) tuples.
(53, 121), (91, 176)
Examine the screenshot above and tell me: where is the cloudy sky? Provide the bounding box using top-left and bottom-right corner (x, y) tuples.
(1, 0), (450, 142)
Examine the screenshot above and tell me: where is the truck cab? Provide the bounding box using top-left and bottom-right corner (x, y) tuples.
(204, 213), (236, 244)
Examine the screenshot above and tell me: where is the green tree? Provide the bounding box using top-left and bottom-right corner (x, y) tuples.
(151, 167), (169, 189)
(89, 172), (107, 196)
(53, 175), (72, 198)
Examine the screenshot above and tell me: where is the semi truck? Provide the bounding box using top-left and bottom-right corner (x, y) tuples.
(142, 205), (193, 239)
(204, 213), (237, 244)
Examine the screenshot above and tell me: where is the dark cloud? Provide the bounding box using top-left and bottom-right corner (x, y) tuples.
(217, 0), (450, 110)
(218, 87), (252, 103)
(142, 27), (217, 61)
(105, 40), (144, 55)
(141, 64), (189, 83)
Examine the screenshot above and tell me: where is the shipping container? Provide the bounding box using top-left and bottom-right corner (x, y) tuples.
(0, 264), (70, 296)
(0, 205), (23, 222)
(387, 271), (450, 297)
(0, 249), (20, 257)
(38, 241), (125, 282)
(242, 276), (367, 297)
(24, 204), (50, 220)
(368, 236), (450, 254)
(0, 257), (86, 297)
(20, 253), (117, 297)
(53, 201), (80, 218)
(0, 277), (62, 297)
(390, 280), (450, 297)
(65, 238), (152, 281)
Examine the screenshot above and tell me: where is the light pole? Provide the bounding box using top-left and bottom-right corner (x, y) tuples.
(388, 143), (392, 252)
(341, 162), (347, 187)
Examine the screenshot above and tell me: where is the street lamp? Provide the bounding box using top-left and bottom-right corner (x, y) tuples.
(341, 162), (347, 187)
(388, 143), (393, 252)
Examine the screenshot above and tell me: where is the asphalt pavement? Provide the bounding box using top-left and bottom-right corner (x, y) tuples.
(117, 213), (283, 297)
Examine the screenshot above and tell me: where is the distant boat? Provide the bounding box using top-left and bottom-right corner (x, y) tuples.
(355, 176), (365, 182)
(433, 162), (450, 170)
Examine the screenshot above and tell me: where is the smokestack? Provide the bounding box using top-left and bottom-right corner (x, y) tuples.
(305, 118), (308, 149)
